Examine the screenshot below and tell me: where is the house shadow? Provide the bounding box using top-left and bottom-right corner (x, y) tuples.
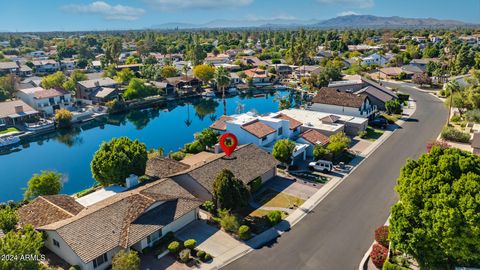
(246, 219), (292, 250)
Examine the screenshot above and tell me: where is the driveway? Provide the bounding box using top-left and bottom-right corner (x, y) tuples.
(141, 252), (189, 270)
(223, 86), (447, 269)
(261, 176), (319, 200)
(176, 220), (248, 258)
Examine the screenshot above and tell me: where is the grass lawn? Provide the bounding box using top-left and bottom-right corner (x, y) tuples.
(363, 127), (385, 142)
(254, 189), (305, 209)
(0, 127), (19, 135)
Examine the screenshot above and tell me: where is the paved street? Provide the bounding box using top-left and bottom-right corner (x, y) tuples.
(223, 87), (447, 270)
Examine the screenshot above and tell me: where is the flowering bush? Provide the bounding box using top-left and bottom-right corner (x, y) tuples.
(370, 243), (388, 268)
(426, 140), (450, 153)
(375, 225), (389, 248)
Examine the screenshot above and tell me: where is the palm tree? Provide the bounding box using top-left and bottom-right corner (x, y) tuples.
(215, 67), (230, 115)
(445, 80), (460, 125)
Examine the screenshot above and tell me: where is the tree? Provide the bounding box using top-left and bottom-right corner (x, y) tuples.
(193, 64), (215, 85)
(313, 144), (331, 160)
(212, 169), (249, 210)
(54, 109), (73, 128)
(24, 171), (62, 200)
(125, 55), (141, 65)
(40, 71), (66, 89)
(326, 132), (350, 160)
(195, 128), (218, 148)
(0, 74), (16, 101)
(123, 78), (157, 100)
(385, 100), (403, 115)
(115, 68), (135, 84)
(103, 37), (122, 65)
(215, 66), (230, 115)
(0, 206), (18, 233)
(412, 72), (432, 87)
(103, 64), (117, 78)
(389, 147), (480, 268)
(272, 139), (296, 165)
(0, 225), (44, 270)
(160, 65), (178, 78)
(91, 137), (148, 186)
(63, 69), (87, 92)
(112, 250), (140, 270)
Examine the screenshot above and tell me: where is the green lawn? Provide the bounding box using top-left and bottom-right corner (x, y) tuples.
(0, 127), (19, 135)
(254, 189), (305, 209)
(363, 127), (385, 142)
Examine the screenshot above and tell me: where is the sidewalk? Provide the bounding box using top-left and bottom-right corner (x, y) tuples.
(201, 101), (417, 270)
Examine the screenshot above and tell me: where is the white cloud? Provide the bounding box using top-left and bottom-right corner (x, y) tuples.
(338, 11), (360, 16)
(62, 1), (145, 21)
(317, 0), (374, 8)
(144, 0), (254, 10)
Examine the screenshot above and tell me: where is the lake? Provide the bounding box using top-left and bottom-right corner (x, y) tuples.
(0, 90), (297, 201)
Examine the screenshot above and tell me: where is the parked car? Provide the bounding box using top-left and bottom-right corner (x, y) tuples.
(370, 117), (388, 129)
(308, 160), (333, 173)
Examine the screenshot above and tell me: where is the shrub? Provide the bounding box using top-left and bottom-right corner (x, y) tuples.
(179, 249), (191, 263)
(168, 241), (180, 254)
(170, 151), (186, 161)
(196, 250), (206, 259)
(249, 177), (262, 193)
(202, 200), (215, 214)
(450, 115), (461, 122)
(441, 126), (470, 143)
(370, 243), (388, 268)
(426, 140), (450, 153)
(68, 266), (81, 270)
(203, 253), (212, 262)
(184, 140), (205, 154)
(184, 239), (196, 249)
(375, 225), (389, 248)
(465, 109), (480, 123)
(266, 210), (282, 225)
(358, 130), (367, 138)
(54, 109), (73, 128)
(238, 225), (251, 240)
(385, 100), (403, 115)
(382, 259), (410, 270)
(218, 209), (240, 233)
(396, 93), (410, 103)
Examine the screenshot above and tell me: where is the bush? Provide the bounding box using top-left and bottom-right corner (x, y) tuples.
(441, 126), (470, 143)
(170, 151), (186, 161)
(426, 140), (450, 153)
(396, 93), (410, 103)
(375, 225), (389, 248)
(385, 100), (403, 115)
(266, 210), (282, 225)
(196, 250), (206, 259)
(218, 209), (240, 233)
(382, 259), (410, 270)
(238, 225), (251, 240)
(358, 130), (367, 138)
(179, 249), (191, 263)
(450, 115), (461, 122)
(439, 89), (446, 97)
(184, 140), (205, 154)
(55, 109), (73, 128)
(184, 239), (196, 249)
(68, 266), (81, 270)
(202, 200), (215, 214)
(249, 177), (262, 193)
(203, 253), (212, 262)
(370, 243), (388, 268)
(465, 109), (480, 123)
(168, 241), (180, 254)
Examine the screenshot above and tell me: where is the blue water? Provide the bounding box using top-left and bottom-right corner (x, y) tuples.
(0, 90), (292, 201)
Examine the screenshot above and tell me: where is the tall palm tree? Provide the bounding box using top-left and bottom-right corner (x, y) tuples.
(445, 80), (460, 125)
(215, 67), (230, 115)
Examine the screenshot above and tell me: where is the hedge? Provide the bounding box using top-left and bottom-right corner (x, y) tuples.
(238, 225), (251, 240)
(382, 259), (410, 270)
(396, 93), (410, 103)
(441, 126), (470, 143)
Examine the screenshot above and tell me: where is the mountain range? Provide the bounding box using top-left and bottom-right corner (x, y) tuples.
(151, 15), (472, 30)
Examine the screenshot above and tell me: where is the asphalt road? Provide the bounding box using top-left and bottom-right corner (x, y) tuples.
(223, 86), (447, 270)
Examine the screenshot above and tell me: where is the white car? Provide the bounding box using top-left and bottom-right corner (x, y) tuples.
(308, 160), (333, 173)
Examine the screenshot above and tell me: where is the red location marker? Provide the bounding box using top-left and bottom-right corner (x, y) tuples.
(219, 133), (238, 157)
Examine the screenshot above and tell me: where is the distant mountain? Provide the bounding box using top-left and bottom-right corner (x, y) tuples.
(315, 15), (468, 28)
(151, 15), (471, 30)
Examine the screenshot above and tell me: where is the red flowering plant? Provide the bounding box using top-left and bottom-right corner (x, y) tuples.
(374, 225), (389, 248)
(370, 243), (388, 268)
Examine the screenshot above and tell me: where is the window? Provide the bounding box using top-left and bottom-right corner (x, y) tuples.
(92, 253), (108, 268)
(261, 136), (267, 141)
(53, 239), (60, 248)
(277, 127), (283, 135)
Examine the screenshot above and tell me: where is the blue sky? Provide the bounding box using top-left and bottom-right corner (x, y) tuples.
(1, 0), (479, 32)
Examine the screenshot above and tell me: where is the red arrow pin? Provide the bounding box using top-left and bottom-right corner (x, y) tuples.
(219, 133), (238, 157)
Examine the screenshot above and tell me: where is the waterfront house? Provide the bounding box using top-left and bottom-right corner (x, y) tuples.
(32, 60), (60, 74)
(17, 178), (202, 270)
(0, 99), (39, 126)
(17, 87), (72, 116)
(76, 78), (119, 103)
(243, 68), (271, 86)
(172, 144), (279, 201)
(293, 65), (322, 79)
(309, 87), (376, 118)
(165, 76), (201, 95)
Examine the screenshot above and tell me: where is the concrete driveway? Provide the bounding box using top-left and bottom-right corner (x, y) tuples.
(176, 220), (248, 258)
(262, 176), (319, 201)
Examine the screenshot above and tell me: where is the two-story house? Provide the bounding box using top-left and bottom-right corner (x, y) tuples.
(17, 87), (72, 116)
(309, 87), (376, 118)
(32, 60), (60, 74)
(360, 53), (388, 66)
(76, 78), (119, 103)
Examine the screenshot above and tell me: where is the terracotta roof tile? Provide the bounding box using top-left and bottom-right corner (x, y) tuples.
(241, 120), (276, 138)
(273, 113), (302, 130)
(300, 129), (330, 146)
(210, 115), (233, 131)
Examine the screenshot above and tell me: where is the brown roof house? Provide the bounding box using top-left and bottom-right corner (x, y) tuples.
(0, 99), (39, 126)
(172, 144), (279, 201)
(310, 87), (375, 118)
(297, 129), (330, 157)
(17, 178), (202, 270)
(76, 78), (119, 103)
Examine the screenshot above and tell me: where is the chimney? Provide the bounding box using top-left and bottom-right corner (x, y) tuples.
(125, 174), (139, 189)
(14, 106), (24, 113)
(94, 81), (100, 87)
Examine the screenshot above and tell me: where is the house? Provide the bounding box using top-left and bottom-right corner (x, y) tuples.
(411, 36), (427, 43)
(172, 144), (279, 201)
(149, 81), (175, 96)
(229, 72), (241, 85)
(243, 68), (271, 86)
(0, 61), (19, 75)
(61, 60), (76, 71)
(401, 64), (425, 76)
(204, 53), (230, 65)
(409, 58), (441, 72)
(297, 129), (330, 157)
(32, 60), (60, 74)
(360, 53), (388, 66)
(377, 67), (414, 80)
(164, 76), (201, 95)
(17, 87), (72, 115)
(280, 108), (368, 136)
(270, 64), (293, 76)
(115, 64), (143, 73)
(294, 65), (322, 79)
(27, 51), (46, 58)
(0, 99), (39, 126)
(17, 178), (202, 270)
(76, 78), (119, 102)
(18, 65), (33, 77)
(309, 87), (376, 118)
(240, 56), (267, 67)
(472, 133), (480, 156)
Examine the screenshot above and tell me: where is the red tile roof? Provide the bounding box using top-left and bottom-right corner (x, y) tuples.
(34, 88), (68, 99)
(300, 129), (330, 146)
(210, 115), (233, 131)
(273, 113), (302, 130)
(241, 120), (276, 138)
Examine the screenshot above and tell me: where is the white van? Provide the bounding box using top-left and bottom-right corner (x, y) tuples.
(308, 160), (333, 173)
